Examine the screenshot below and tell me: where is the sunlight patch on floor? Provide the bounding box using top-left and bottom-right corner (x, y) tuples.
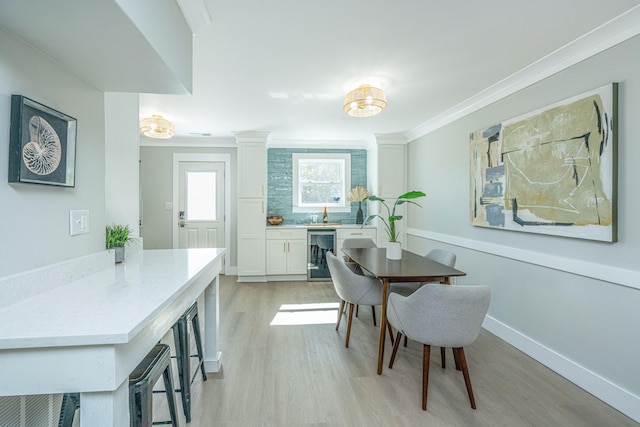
(270, 302), (340, 325)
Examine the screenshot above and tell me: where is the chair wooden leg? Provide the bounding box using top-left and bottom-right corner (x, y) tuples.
(371, 306), (377, 326)
(453, 347), (461, 370)
(422, 344), (431, 410)
(355, 304), (359, 317)
(345, 303), (355, 348)
(389, 331), (403, 368)
(403, 335), (408, 347)
(455, 347), (477, 409)
(441, 347), (446, 369)
(336, 299), (345, 331)
(386, 319), (395, 345)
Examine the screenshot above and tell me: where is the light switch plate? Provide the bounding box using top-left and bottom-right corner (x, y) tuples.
(70, 209), (90, 236)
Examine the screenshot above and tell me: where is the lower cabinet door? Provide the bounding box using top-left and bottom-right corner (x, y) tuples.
(266, 239), (287, 275)
(239, 236), (266, 276)
(286, 239), (308, 275)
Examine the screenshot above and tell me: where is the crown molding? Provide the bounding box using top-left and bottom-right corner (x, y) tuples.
(175, 0), (212, 34)
(139, 136), (236, 147)
(404, 5), (640, 142)
(233, 131), (270, 144)
(374, 133), (408, 145)
(267, 139), (369, 149)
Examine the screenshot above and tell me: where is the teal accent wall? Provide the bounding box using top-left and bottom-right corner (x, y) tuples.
(267, 148), (367, 224)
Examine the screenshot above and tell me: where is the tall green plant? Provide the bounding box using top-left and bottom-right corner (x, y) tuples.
(105, 224), (133, 248)
(362, 191), (426, 242)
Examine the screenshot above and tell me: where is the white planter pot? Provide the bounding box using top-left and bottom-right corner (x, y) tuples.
(386, 241), (402, 260)
(114, 246), (125, 263)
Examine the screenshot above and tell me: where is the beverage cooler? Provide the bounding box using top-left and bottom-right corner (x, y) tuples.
(307, 230), (336, 281)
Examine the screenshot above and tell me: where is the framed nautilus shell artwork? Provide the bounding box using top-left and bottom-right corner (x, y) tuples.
(9, 95), (77, 187)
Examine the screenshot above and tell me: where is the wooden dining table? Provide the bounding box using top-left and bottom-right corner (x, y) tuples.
(341, 247), (467, 374)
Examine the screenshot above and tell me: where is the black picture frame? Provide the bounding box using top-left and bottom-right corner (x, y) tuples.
(8, 95), (77, 187)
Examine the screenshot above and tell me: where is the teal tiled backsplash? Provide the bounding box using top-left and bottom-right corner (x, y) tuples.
(267, 148), (367, 225)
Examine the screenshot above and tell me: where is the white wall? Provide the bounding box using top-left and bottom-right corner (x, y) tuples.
(105, 92), (140, 236)
(139, 144), (238, 267)
(406, 34), (640, 421)
(0, 29), (106, 277)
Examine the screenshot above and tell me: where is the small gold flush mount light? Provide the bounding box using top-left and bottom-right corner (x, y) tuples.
(140, 115), (175, 139)
(343, 84), (387, 118)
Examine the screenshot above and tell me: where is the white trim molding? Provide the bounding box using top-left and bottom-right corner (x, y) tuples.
(140, 136), (236, 147)
(483, 316), (640, 423)
(406, 228), (640, 291)
(374, 133), (408, 145)
(408, 228), (640, 422)
(404, 5), (640, 142)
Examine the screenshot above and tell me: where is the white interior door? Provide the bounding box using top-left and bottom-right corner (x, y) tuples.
(177, 161), (225, 250)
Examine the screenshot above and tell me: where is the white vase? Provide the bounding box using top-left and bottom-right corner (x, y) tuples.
(386, 241), (402, 260)
(114, 246), (125, 263)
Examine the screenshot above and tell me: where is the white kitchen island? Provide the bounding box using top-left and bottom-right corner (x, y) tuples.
(0, 248), (225, 426)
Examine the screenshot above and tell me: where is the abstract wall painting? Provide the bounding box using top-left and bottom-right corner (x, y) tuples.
(470, 83), (617, 242)
(8, 95), (77, 187)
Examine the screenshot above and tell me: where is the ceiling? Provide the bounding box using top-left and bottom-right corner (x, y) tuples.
(2, 1), (640, 146)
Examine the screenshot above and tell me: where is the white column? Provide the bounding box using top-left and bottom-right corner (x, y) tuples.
(105, 92), (140, 237)
(80, 380), (129, 427)
(204, 274), (222, 372)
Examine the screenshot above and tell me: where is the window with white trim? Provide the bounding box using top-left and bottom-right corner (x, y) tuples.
(292, 153), (351, 212)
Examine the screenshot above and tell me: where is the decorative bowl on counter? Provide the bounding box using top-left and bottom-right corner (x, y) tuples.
(267, 215), (284, 225)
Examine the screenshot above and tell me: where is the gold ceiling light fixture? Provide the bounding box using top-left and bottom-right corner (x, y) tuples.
(140, 115), (175, 139)
(343, 84), (387, 118)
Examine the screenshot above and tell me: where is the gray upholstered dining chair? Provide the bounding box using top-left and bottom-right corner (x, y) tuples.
(390, 248), (457, 297)
(342, 237), (377, 251)
(342, 237), (378, 324)
(391, 248), (458, 350)
(386, 283), (491, 410)
(326, 251), (385, 348)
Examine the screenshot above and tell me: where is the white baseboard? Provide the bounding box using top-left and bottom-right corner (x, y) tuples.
(237, 276), (267, 283)
(483, 316), (640, 423)
(204, 351), (222, 373)
(266, 274), (308, 282)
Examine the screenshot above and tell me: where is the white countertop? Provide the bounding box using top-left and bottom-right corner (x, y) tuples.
(0, 248), (225, 350)
(267, 224), (376, 229)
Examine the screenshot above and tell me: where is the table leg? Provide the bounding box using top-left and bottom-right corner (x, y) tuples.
(377, 278), (389, 375)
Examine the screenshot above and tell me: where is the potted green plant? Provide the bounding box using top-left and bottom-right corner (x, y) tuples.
(105, 224), (134, 263)
(362, 190), (426, 259)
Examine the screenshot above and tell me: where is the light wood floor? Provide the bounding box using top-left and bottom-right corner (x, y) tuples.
(157, 275), (638, 426)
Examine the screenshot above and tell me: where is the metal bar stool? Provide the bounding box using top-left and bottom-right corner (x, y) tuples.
(129, 343), (180, 426)
(58, 393), (80, 427)
(172, 301), (207, 423)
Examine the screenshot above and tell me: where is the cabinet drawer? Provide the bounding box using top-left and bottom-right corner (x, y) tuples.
(336, 228), (376, 240)
(266, 229), (307, 240)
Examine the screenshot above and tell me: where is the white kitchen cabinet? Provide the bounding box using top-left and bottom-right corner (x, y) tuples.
(376, 144), (406, 198)
(237, 142), (266, 198)
(374, 139), (407, 246)
(266, 229), (307, 275)
(236, 134), (267, 281)
(336, 227), (377, 252)
(237, 198), (266, 278)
